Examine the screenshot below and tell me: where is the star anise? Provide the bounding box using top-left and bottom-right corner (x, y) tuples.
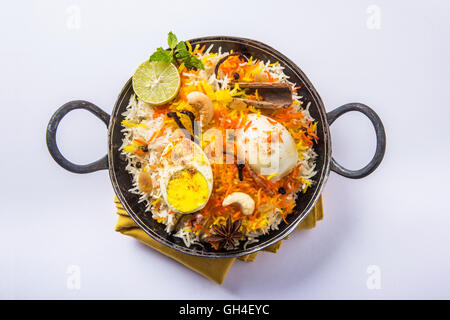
(205, 216), (242, 250)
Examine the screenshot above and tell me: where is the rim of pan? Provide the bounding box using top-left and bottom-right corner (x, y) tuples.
(107, 36), (332, 258)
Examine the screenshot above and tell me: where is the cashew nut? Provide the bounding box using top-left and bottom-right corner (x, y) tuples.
(229, 98), (247, 111)
(138, 170), (153, 193)
(253, 72), (269, 82)
(222, 192), (255, 216)
(187, 91), (214, 127)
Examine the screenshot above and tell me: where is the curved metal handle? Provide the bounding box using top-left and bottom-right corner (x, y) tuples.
(46, 100), (110, 174)
(327, 103), (386, 179)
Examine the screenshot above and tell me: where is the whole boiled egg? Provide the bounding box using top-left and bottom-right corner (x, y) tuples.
(236, 114), (298, 181)
(159, 138), (213, 214)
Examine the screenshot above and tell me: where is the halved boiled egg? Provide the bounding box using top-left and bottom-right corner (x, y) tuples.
(159, 138), (213, 214)
(236, 114), (298, 181)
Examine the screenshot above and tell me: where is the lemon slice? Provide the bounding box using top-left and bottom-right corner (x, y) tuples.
(132, 60), (181, 105)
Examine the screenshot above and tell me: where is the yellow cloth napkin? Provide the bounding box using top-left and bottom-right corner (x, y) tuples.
(114, 195), (323, 284)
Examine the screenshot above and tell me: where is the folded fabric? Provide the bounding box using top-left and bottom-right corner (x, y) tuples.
(114, 195), (323, 284)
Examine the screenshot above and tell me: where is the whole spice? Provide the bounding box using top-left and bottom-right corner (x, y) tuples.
(237, 164), (245, 181)
(167, 111), (198, 143)
(245, 164), (275, 196)
(222, 151), (245, 182)
(233, 83), (293, 109)
(179, 110), (196, 134)
(204, 216), (242, 249)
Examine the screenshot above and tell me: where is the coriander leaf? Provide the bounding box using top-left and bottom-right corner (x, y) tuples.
(189, 55), (205, 70)
(175, 41), (188, 53)
(149, 47), (174, 63)
(182, 55), (204, 70)
(167, 31), (178, 49)
(175, 49), (190, 61)
(174, 41), (205, 70)
(175, 45), (190, 61)
(147, 34), (204, 70)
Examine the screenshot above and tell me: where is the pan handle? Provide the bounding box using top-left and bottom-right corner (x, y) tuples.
(326, 103), (386, 179)
(46, 100), (110, 173)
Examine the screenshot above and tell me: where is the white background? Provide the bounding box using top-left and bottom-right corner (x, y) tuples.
(1, 0), (449, 299)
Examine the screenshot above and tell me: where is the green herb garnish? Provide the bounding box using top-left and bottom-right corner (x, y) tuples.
(149, 31), (205, 70)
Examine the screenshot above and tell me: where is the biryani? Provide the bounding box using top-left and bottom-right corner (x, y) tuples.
(120, 32), (318, 250)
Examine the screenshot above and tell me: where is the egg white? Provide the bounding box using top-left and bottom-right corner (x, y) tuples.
(236, 114), (298, 181)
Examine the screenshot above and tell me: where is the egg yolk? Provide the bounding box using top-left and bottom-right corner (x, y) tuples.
(166, 168), (209, 212)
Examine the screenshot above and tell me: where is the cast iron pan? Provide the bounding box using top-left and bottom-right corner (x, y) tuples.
(46, 36), (386, 258)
